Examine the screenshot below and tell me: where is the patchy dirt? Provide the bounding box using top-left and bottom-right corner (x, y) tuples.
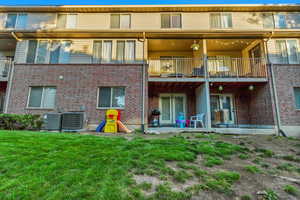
(132, 133), (300, 200)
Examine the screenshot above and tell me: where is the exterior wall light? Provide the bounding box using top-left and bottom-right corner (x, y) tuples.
(191, 40), (200, 51)
(218, 85), (223, 91)
(59, 75), (64, 80)
(249, 85), (254, 91)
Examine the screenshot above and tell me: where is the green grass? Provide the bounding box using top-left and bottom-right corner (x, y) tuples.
(283, 185), (298, 196)
(0, 130), (200, 200)
(244, 165), (261, 174)
(173, 170), (192, 183)
(0, 130), (256, 200)
(240, 195), (252, 200)
(264, 189), (279, 200)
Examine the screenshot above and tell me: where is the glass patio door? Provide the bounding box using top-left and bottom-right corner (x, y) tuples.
(159, 94), (186, 124)
(210, 94), (235, 125)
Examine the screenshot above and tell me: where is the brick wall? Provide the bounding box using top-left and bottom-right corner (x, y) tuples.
(248, 83), (274, 125)
(273, 64), (300, 126)
(7, 64), (145, 127)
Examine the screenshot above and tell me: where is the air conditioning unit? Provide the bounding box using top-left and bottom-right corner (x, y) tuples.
(43, 113), (62, 131)
(61, 112), (85, 131)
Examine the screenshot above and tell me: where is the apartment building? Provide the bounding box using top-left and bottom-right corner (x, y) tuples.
(0, 4), (299, 136)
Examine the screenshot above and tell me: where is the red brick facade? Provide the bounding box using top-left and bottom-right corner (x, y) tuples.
(7, 64), (145, 127)
(273, 64), (300, 126)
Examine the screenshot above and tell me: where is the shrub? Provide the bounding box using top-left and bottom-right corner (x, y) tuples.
(0, 114), (43, 130)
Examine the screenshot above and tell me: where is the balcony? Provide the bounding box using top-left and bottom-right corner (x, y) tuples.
(148, 57), (267, 80)
(148, 58), (204, 78)
(0, 59), (11, 81)
(207, 57), (267, 78)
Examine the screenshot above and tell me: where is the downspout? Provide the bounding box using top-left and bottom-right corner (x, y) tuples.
(4, 32), (21, 113)
(11, 32), (22, 42)
(138, 32), (146, 133)
(4, 56), (14, 113)
(264, 31), (286, 137)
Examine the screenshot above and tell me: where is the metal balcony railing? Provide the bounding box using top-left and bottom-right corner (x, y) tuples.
(148, 58), (204, 78)
(207, 57), (267, 78)
(148, 57), (267, 79)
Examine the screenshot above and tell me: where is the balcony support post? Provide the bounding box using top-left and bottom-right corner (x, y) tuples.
(202, 39), (212, 129)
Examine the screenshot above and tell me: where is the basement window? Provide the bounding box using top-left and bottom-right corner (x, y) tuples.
(294, 87), (300, 110)
(98, 87), (125, 109)
(27, 87), (56, 109)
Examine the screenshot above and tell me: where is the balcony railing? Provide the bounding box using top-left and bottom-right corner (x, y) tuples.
(148, 58), (204, 78)
(207, 57), (267, 78)
(0, 59), (11, 80)
(148, 57), (267, 79)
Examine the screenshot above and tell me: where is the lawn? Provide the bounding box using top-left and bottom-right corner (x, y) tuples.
(0, 131), (299, 200)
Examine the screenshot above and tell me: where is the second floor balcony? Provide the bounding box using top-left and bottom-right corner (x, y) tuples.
(148, 57), (267, 79)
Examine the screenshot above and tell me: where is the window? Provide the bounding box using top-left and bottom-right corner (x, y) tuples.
(275, 40), (300, 64)
(274, 13), (300, 29)
(28, 87), (56, 109)
(161, 14), (181, 28)
(262, 13), (274, 29)
(116, 40), (135, 62)
(110, 14), (131, 29)
(5, 13), (28, 29)
(92, 40), (112, 63)
(26, 40), (71, 64)
(210, 13), (232, 29)
(57, 14), (77, 29)
(35, 40), (48, 64)
(98, 87), (125, 108)
(294, 88), (300, 109)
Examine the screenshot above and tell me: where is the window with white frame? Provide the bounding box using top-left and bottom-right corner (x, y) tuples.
(57, 14), (77, 29)
(116, 40), (136, 62)
(274, 13), (300, 29)
(161, 13), (181, 28)
(92, 40), (113, 63)
(26, 40), (71, 64)
(98, 87), (125, 108)
(27, 87), (56, 109)
(275, 40), (300, 64)
(294, 87), (300, 110)
(110, 14), (131, 29)
(210, 13), (232, 29)
(5, 13), (28, 29)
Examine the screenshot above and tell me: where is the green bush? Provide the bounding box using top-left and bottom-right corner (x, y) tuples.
(0, 114), (43, 130)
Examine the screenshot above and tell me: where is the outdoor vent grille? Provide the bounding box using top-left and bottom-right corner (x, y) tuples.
(61, 112), (84, 131)
(43, 113), (62, 130)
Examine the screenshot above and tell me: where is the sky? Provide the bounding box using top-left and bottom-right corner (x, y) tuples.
(0, 0), (299, 6)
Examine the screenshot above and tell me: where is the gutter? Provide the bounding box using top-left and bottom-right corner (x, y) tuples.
(4, 59), (14, 113)
(138, 32), (146, 133)
(11, 32), (22, 41)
